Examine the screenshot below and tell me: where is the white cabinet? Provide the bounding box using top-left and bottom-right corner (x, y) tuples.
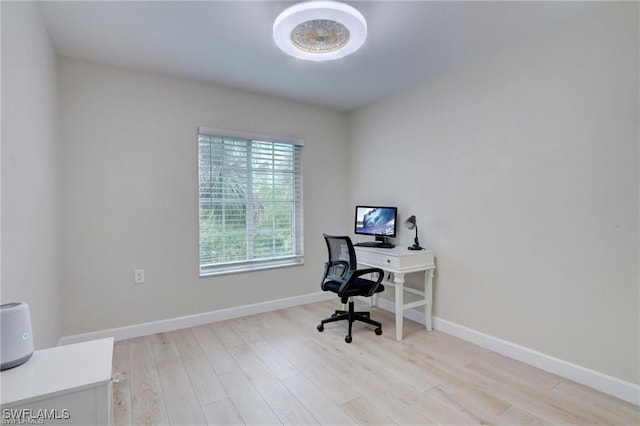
(1, 338), (113, 425)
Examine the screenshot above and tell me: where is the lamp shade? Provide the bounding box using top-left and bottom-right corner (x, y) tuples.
(404, 215), (417, 230)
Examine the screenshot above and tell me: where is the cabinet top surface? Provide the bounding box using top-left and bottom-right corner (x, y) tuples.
(354, 245), (433, 257)
(1, 337), (114, 406)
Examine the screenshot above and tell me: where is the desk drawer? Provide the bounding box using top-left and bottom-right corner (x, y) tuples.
(356, 250), (400, 269)
(381, 255), (399, 268)
(357, 250), (382, 265)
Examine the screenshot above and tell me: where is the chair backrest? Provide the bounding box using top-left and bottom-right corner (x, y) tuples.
(323, 234), (357, 273)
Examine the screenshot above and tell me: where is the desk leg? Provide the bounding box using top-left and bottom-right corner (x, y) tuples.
(425, 268), (434, 331)
(394, 273), (405, 341)
(365, 271), (376, 307)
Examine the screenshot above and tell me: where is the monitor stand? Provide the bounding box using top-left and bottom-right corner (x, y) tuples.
(375, 235), (388, 244)
(373, 235), (395, 248)
(354, 235), (395, 248)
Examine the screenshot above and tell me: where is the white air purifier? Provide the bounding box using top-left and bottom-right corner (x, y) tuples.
(1, 302), (34, 370)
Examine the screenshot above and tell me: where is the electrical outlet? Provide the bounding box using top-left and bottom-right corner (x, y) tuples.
(134, 269), (145, 284)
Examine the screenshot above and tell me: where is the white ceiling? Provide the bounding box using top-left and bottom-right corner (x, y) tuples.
(38, 1), (603, 111)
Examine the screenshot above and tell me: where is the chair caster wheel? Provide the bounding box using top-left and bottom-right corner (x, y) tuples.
(375, 328), (382, 336)
(345, 335), (352, 344)
(317, 324), (324, 332)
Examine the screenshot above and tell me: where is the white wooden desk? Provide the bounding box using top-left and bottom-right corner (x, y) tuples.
(354, 245), (436, 341)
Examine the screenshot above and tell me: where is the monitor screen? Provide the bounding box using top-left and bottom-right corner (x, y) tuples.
(354, 206), (398, 237)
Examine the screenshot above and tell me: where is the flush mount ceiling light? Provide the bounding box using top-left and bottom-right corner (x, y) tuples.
(273, 1), (367, 61)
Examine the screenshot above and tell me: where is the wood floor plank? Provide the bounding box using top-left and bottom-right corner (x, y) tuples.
(209, 321), (245, 348)
(229, 316), (300, 380)
(227, 344), (319, 425)
(406, 341), (514, 390)
(156, 356), (206, 425)
(407, 327), (490, 367)
(201, 398), (244, 426)
(228, 315), (270, 346)
(405, 343), (576, 425)
(112, 340), (132, 426)
(192, 323), (239, 375)
(273, 304), (329, 341)
(253, 309), (317, 349)
(498, 405), (551, 425)
(420, 385), (502, 424)
(480, 349), (562, 391)
(218, 369), (281, 425)
(406, 338), (549, 405)
(150, 332), (179, 361)
(340, 397), (395, 424)
(281, 373), (358, 425)
(128, 337), (170, 425)
(465, 359), (608, 424)
(245, 309), (362, 405)
(298, 338), (432, 424)
(352, 331), (440, 391)
(113, 301), (639, 426)
(274, 339), (360, 405)
(551, 381), (640, 424)
(411, 387), (485, 425)
(170, 328), (227, 405)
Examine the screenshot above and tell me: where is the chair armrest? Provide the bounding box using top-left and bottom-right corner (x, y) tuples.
(351, 267), (384, 281)
(321, 261), (350, 289)
(338, 267), (385, 297)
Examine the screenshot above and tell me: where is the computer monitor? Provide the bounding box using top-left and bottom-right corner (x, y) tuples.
(354, 206), (398, 242)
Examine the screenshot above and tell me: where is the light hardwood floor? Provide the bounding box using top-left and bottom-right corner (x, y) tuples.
(111, 300), (639, 425)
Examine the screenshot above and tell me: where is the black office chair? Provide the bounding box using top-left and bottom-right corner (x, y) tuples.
(317, 234), (385, 343)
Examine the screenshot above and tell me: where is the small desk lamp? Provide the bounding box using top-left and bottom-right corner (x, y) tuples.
(404, 215), (423, 250)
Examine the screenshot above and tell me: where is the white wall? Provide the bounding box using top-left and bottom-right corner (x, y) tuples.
(349, 3), (639, 384)
(1, 2), (62, 348)
(59, 58), (350, 335)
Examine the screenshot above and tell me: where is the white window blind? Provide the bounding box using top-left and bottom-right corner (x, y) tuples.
(198, 128), (303, 275)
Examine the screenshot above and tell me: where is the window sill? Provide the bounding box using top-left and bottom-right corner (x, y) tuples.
(200, 259), (304, 278)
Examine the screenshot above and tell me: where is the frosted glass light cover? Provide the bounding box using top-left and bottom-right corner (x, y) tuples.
(273, 1), (367, 61)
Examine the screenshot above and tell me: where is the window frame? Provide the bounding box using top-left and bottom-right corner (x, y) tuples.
(197, 127), (304, 276)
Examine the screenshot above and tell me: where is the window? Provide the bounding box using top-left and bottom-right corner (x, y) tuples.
(198, 127), (303, 276)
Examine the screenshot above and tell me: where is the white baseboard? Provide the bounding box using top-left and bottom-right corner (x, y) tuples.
(58, 291), (334, 346)
(371, 297), (639, 406)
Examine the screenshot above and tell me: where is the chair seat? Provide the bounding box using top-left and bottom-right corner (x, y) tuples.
(323, 278), (385, 298)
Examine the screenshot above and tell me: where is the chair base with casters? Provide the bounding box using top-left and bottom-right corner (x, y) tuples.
(317, 296), (382, 343)
(318, 234), (386, 344)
